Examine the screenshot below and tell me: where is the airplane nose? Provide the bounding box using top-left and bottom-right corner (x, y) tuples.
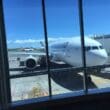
(94, 49), (108, 65)
(87, 49), (108, 66)
(99, 51), (108, 59)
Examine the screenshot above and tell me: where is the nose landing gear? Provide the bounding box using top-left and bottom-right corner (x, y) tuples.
(86, 68), (101, 83)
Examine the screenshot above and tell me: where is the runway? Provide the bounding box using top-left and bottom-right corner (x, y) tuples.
(8, 52), (110, 101)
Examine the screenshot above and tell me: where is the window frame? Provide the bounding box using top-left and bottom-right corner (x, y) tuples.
(0, 0), (11, 109)
(0, 0), (110, 109)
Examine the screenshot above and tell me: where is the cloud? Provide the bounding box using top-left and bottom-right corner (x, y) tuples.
(14, 39), (40, 44)
(7, 37), (76, 48)
(7, 40), (13, 44)
(7, 37), (70, 44)
(7, 39), (42, 48)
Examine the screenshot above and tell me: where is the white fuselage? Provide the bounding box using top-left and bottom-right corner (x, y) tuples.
(49, 37), (108, 67)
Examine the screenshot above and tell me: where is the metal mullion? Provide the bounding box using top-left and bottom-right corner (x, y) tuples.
(0, 0), (11, 109)
(78, 0), (88, 94)
(9, 63), (110, 79)
(41, 0), (52, 97)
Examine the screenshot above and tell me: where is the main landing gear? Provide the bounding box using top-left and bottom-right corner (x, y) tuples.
(87, 75), (92, 83)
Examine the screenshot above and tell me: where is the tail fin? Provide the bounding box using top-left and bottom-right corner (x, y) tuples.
(40, 41), (45, 47)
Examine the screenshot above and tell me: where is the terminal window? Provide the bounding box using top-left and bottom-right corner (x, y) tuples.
(0, 0), (110, 108)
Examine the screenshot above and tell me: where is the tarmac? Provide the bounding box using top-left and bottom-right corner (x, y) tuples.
(8, 53), (110, 101)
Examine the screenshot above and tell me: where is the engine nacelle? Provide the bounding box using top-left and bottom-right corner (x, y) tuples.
(20, 55), (47, 70)
(25, 55), (39, 70)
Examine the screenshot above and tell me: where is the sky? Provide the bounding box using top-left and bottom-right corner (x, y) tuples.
(3, 0), (110, 48)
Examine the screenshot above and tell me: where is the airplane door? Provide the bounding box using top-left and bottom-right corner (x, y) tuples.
(63, 42), (69, 54)
(65, 43), (72, 57)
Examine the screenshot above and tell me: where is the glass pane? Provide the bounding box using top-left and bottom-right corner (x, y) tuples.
(11, 75), (49, 101)
(83, 0), (110, 90)
(3, 0), (47, 71)
(45, 0), (84, 95)
(3, 0), (49, 101)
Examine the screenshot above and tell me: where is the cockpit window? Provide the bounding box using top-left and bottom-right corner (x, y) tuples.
(85, 46), (91, 51)
(92, 46), (98, 50)
(85, 45), (104, 51)
(99, 46), (103, 49)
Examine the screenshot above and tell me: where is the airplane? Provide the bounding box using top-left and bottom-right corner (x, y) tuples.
(11, 37), (108, 72)
(49, 37), (108, 67)
(21, 48), (34, 52)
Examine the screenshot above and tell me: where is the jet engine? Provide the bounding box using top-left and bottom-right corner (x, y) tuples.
(19, 55), (47, 70)
(24, 55), (40, 70)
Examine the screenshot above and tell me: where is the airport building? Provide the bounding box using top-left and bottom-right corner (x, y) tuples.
(1, 0), (110, 110)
